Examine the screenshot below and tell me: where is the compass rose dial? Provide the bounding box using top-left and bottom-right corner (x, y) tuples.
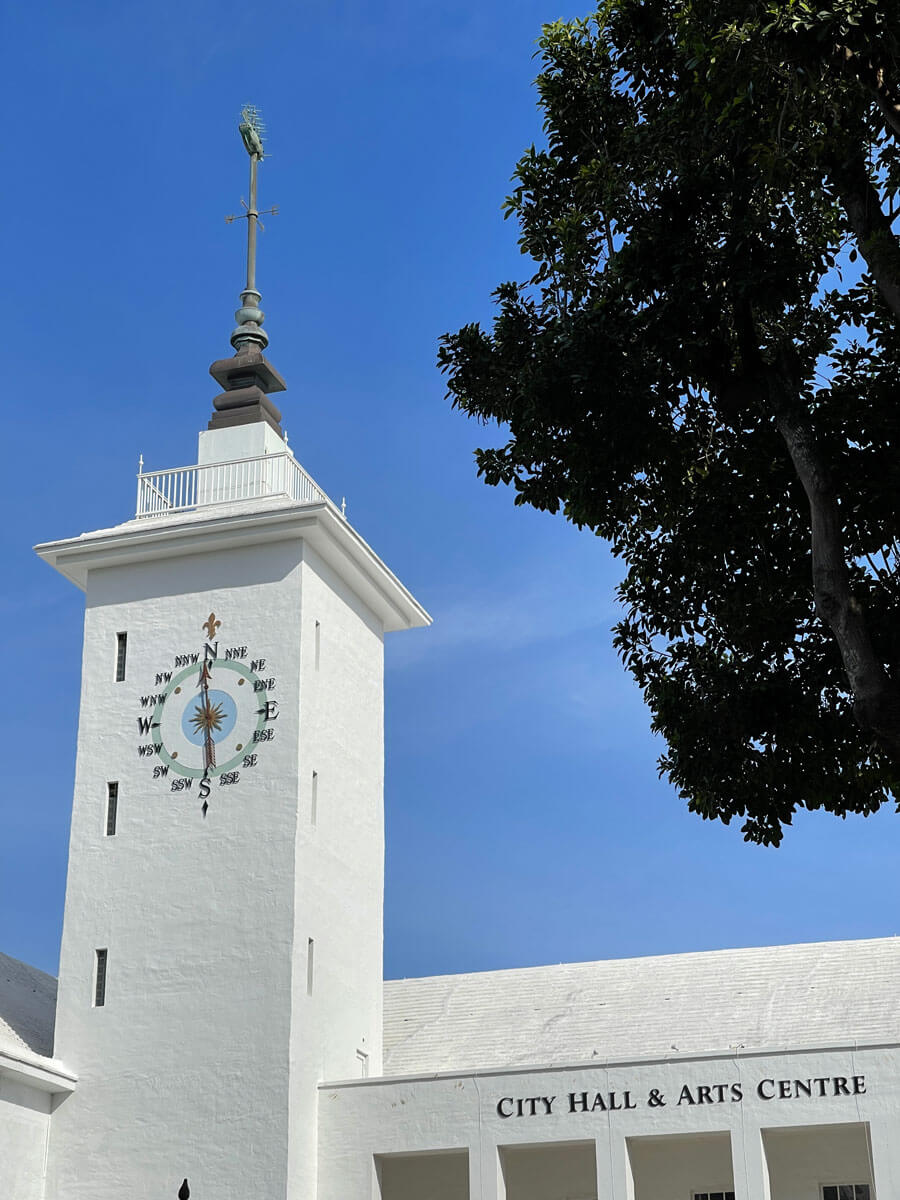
(136, 613), (278, 808)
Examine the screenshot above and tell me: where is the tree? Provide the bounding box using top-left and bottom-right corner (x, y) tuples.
(439, 0), (900, 844)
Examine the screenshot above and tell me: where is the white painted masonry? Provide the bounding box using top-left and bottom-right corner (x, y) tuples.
(21, 407), (427, 1197)
(0, 955), (74, 1199)
(2, 387), (898, 1198)
(197, 420), (286, 465)
(319, 1037), (897, 1199)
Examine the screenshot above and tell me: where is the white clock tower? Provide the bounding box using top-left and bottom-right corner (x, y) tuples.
(35, 108), (429, 1199)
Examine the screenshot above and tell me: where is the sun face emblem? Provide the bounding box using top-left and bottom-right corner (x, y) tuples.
(190, 699), (226, 737)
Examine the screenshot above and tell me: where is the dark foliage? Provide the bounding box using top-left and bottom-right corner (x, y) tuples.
(440, 0), (900, 843)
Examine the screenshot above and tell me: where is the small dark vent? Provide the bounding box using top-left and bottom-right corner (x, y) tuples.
(106, 783), (118, 836)
(115, 633), (127, 682)
(94, 949), (108, 1007)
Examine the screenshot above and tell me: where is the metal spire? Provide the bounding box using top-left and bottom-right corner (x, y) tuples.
(225, 105), (279, 353)
(208, 106), (287, 435)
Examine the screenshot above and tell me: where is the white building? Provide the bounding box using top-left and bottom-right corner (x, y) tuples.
(2, 129), (898, 1200)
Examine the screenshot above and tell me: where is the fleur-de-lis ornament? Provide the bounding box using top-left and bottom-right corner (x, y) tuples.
(203, 612), (221, 639)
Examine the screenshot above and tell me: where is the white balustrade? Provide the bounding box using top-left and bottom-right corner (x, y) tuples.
(136, 452), (331, 518)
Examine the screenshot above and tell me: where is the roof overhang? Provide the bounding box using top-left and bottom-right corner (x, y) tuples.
(0, 1047), (77, 1095)
(35, 500), (431, 633)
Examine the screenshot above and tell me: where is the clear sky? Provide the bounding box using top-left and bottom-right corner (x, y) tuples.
(4, 0), (898, 982)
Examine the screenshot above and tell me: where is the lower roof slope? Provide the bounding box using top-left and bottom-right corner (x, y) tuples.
(383, 937), (899, 1077)
(0, 951), (56, 1061)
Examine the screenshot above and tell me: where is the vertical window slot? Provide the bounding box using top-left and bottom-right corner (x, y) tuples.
(314, 620), (321, 670)
(115, 632), (127, 682)
(356, 1049), (369, 1078)
(106, 782), (118, 836)
(311, 770), (318, 826)
(307, 937), (315, 995)
(94, 948), (108, 1007)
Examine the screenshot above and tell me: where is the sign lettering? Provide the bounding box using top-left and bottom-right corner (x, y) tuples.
(495, 1075), (867, 1119)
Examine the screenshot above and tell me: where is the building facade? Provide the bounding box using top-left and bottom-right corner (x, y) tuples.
(1, 122), (898, 1199)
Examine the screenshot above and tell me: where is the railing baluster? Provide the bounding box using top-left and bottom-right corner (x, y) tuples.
(136, 450), (329, 517)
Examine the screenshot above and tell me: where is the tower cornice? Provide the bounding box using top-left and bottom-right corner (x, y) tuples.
(35, 503), (431, 632)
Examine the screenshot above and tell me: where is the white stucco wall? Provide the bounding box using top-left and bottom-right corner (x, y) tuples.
(287, 542), (386, 1199)
(28, 438), (900, 1200)
(41, 502), (398, 1200)
(378, 1149), (470, 1200)
(0, 1077), (51, 1200)
(763, 1123), (874, 1200)
(627, 1130), (733, 1199)
(317, 1044), (900, 1200)
(47, 538), (304, 1198)
(197, 421), (286, 465)
(500, 1140), (597, 1200)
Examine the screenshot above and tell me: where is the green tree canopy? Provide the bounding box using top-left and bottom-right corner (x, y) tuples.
(439, 0), (900, 844)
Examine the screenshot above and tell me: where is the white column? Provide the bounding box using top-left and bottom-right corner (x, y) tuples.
(597, 1130), (632, 1199)
(730, 1121), (771, 1200)
(473, 1139), (502, 1200)
(868, 1116), (900, 1196)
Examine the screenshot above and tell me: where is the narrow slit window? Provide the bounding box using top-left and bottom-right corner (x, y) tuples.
(314, 620), (321, 670)
(115, 632), (127, 681)
(307, 937), (315, 995)
(94, 948), (108, 1007)
(106, 782), (118, 836)
(311, 770), (318, 826)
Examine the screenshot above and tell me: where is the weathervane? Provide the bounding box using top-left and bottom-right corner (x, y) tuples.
(225, 105), (279, 353)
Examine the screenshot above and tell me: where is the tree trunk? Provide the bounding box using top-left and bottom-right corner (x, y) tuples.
(771, 390), (900, 754)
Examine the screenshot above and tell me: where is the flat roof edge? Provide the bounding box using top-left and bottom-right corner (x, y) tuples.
(320, 1037), (900, 1091)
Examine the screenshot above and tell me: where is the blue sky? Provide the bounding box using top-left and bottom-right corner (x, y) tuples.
(4, 0), (898, 981)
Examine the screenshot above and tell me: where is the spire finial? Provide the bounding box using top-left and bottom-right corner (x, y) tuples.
(209, 106), (287, 435)
(225, 105), (279, 353)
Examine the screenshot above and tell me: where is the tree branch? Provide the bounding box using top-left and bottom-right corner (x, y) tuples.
(827, 146), (900, 325)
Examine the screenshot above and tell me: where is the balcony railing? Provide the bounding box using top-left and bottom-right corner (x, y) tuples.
(136, 452), (331, 518)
